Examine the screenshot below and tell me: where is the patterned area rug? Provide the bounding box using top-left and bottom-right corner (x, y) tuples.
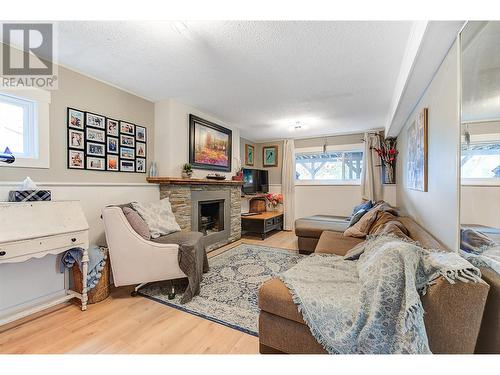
(138, 243), (304, 336)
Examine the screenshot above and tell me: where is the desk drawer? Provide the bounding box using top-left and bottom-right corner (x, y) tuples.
(0, 231), (88, 262)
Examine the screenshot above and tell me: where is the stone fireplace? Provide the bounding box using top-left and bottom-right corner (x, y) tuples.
(148, 177), (242, 251)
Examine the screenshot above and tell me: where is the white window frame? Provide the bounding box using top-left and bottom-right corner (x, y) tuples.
(0, 88), (50, 169)
(294, 143), (364, 186)
(460, 132), (500, 186)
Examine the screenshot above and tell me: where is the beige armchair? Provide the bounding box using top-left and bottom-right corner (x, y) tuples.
(102, 206), (186, 297)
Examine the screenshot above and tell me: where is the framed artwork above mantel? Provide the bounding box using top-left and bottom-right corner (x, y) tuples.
(189, 114), (232, 172)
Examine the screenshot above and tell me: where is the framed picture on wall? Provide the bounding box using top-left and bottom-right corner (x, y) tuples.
(87, 142), (105, 157)
(136, 126), (146, 142)
(189, 114), (232, 172)
(120, 159), (135, 172)
(263, 145), (278, 167)
(120, 147), (135, 160)
(107, 155), (119, 171)
(86, 127), (105, 143)
(245, 144), (254, 166)
(106, 118), (119, 136)
(120, 121), (135, 135)
(136, 142), (146, 158)
(120, 134), (135, 147)
(107, 137), (119, 154)
(65, 106), (147, 174)
(407, 107), (428, 192)
(136, 158), (146, 173)
(87, 157), (105, 170)
(68, 150), (85, 169)
(68, 108), (84, 130)
(68, 129), (84, 150)
(86, 112), (105, 129)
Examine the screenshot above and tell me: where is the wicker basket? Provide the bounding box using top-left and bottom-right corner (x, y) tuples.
(72, 247), (110, 304)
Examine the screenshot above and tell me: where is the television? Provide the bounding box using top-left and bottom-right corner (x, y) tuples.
(242, 168), (269, 194)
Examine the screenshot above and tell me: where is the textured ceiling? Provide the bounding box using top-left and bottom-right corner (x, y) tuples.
(52, 21), (414, 141)
(462, 21), (500, 122)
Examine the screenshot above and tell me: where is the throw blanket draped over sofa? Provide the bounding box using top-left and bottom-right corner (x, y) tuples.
(279, 235), (482, 354)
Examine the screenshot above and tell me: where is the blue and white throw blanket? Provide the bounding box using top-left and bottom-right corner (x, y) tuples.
(60, 245), (107, 290)
(279, 235), (482, 354)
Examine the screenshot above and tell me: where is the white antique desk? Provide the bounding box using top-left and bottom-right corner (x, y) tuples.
(0, 201), (89, 325)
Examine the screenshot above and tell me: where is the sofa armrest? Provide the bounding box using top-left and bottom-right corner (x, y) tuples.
(422, 276), (489, 353)
(475, 267), (500, 353)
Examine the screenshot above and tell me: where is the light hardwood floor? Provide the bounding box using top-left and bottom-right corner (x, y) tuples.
(0, 231), (298, 354)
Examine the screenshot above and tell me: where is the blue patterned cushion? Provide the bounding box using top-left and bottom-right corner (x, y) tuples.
(348, 208), (368, 227)
(352, 200), (373, 216)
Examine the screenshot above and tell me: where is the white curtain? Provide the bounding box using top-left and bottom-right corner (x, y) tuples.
(282, 139), (295, 231)
(361, 133), (383, 202)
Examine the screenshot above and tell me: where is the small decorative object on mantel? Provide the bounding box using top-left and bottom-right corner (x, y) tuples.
(206, 173), (226, 181)
(182, 163), (193, 178)
(265, 193), (283, 211)
(149, 161), (158, 177)
(373, 135), (398, 184)
(232, 158), (243, 181)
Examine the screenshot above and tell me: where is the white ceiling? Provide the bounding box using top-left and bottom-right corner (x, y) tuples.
(42, 21), (418, 142)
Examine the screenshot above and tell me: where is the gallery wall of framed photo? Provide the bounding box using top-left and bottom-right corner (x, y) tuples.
(67, 107), (147, 173)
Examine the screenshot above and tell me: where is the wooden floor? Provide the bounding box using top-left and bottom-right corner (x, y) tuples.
(0, 231), (298, 354)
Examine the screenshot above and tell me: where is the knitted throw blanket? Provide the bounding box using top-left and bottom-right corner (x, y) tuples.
(279, 235), (482, 354)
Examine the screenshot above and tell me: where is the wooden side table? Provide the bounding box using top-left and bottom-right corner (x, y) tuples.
(241, 211), (284, 240)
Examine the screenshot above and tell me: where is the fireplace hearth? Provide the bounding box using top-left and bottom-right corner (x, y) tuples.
(199, 199), (225, 235)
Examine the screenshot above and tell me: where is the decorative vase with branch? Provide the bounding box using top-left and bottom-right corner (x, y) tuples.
(373, 136), (398, 184)
(265, 193), (283, 211)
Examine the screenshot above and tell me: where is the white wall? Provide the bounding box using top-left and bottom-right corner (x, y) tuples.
(0, 183), (159, 317)
(461, 186), (500, 228)
(295, 184), (397, 219)
(155, 99), (241, 179)
(396, 41), (460, 250)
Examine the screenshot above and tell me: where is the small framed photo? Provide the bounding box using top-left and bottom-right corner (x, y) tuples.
(107, 137), (118, 154)
(120, 159), (135, 172)
(120, 134), (135, 147)
(136, 158), (146, 173)
(120, 147), (135, 160)
(68, 129), (84, 150)
(245, 144), (254, 166)
(107, 155), (119, 171)
(263, 145), (278, 167)
(106, 118), (119, 136)
(86, 127), (105, 143)
(68, 150), (85, 169)
(86, 112), (105, 129)
(87, 142), (105, 157)
(136, 126), (146, 142)
(87, 157), (105, 171)
(136, 142), (146, 158)
(68, 108), (84, 130)
(120, 121), (135, 135)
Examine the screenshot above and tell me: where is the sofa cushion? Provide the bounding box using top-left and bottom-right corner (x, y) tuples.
(259, 278), (305, 324)
(315, 230), (364, 256)
(343, 207), (379, 238)
(132, 198), (181, 239)
(368, 211), (410, 240)
(295, 215), (350, 238)
(122, 207), (151, 240)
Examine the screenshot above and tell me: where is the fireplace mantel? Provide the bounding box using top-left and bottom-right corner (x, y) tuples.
(147, 177), (243, 186)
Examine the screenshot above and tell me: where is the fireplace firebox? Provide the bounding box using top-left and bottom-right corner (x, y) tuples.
(198, 199), (225, 235)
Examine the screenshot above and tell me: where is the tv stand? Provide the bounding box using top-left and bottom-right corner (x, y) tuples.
(241, 211), (283, 240)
